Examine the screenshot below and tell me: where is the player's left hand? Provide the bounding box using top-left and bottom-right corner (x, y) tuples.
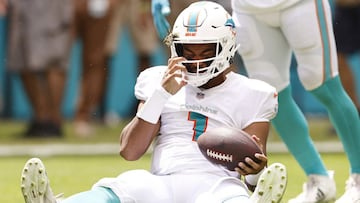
(151, 0), (171, 40)
(235, 153), (267, 176)
(235, 134), (267, 175)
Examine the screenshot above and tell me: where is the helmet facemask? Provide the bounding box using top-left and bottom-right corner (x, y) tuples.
(172, 41), (227, 87)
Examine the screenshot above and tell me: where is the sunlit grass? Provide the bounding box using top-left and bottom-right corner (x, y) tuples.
(1, 153), (348, 203)
(0, 116), (346, 202)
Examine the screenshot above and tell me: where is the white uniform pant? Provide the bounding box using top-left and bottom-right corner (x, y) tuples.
(233, 0), (338, 92)
(93, 169), (250, 203)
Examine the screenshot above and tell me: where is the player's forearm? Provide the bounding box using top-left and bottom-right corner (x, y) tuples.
(120, 86), (170, 160)
(119, 117), (159, 161)
(243, 122), (270, 154)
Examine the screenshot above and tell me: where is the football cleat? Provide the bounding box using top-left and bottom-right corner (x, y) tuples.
(288, 171), (336, 203)
(250, 163), (287, 203)
(335, 174), (360, 203)
(20, 158), (58, 203)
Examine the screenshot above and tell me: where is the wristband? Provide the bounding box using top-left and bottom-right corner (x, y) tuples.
(136, 86), (171, 124)
(245, 167), (266, 186)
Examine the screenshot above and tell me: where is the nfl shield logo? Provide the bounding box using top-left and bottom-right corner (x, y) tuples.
(196, 92), (205, 99)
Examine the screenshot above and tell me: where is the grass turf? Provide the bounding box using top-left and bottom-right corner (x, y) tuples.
(2, 153), (349, 203)
(0, 117), (346, 202)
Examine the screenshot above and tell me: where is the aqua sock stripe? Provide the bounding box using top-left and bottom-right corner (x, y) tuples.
(315, 0), (333, 82)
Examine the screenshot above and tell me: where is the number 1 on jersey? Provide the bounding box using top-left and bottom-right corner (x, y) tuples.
(188, 112), (208, 141)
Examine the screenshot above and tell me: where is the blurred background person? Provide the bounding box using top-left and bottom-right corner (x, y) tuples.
(73, 0), (160, 137)
(333, 0), (360, 115)
(4, 0), (73, 137)
(0, 0), (6, 16)
(72, 0), (118, 137)
(103, 0), (160, 127)
(0, 0), (6, 115)
(106, 0), (159, 74)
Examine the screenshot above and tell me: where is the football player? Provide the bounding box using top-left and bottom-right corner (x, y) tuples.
(152, 0), (360, 202)
(231, 0), (360, 202)
(20, 2), (287, 203)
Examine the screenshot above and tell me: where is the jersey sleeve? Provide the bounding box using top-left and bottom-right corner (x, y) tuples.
(242, 80), (278, 128)
(258, 86), (278, 120)
(134, 66), (167, 101)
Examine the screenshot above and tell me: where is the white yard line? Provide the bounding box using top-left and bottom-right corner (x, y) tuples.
(0, 141), (344, 157)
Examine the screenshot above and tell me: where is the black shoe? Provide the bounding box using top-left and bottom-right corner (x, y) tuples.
(24, 121), (63, 138)
(24, 121), (42, 137)
(41, 122), (63, 137)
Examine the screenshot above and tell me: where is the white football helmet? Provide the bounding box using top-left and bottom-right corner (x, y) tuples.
(169, 1), (239, 87)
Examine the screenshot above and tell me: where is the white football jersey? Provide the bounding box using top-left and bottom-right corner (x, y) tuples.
(135, 66), (278, 177)
(232, 0), (302, 13)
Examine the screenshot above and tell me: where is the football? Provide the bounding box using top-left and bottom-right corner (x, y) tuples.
(197, 127), (262, 171)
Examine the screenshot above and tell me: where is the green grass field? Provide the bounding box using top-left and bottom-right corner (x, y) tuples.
(1, 153), (349, 203)
(0, 118), (347, 202)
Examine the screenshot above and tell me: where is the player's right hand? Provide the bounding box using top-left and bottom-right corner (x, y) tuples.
(162, 57), (187, 95)
(151, 0), (171, 40)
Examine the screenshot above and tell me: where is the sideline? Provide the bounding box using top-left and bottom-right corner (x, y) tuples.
(0, 141), (344, 157)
